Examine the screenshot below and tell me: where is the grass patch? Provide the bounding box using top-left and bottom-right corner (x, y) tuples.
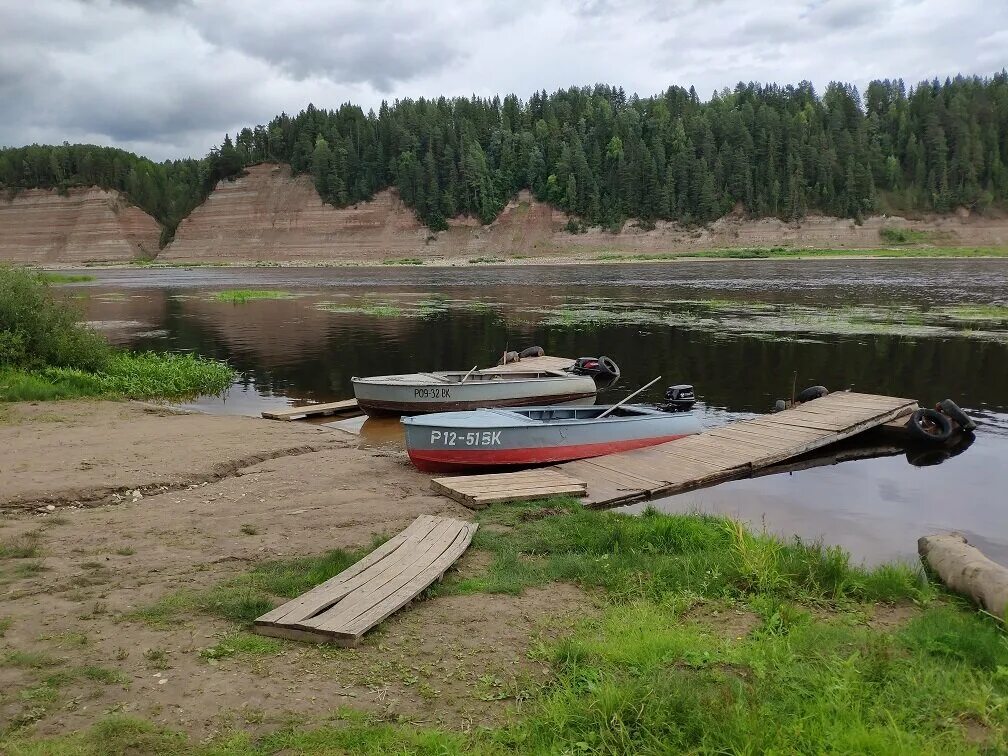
(438, 500), (925, 604)
(0, 536), (40, 560)
(76, 665), (128, 684)
(468, 256), (506, 264)
(947, 304), (1008, 321)
(0, 617), (10, 637)
(316, 303), (404, 317)
(381, 257), (424, 265)
(142, 648), (170, 670)
(0, 352), (233, 402)
(199, 632), (285, 661)
(13, 561), (45, 578)
(37, 272), (94, 284)
(1, 715), (187, 754)
(211, 289), (293, 304)
(3, 650), (63, 669)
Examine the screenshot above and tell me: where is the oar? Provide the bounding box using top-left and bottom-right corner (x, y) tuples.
(597, 376), (662, 419)
(460, 365), (478, 383)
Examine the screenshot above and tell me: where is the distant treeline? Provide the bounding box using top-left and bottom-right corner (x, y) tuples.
(2, 73), (1007, 242)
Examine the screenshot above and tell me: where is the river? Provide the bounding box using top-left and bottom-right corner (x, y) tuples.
(66, 259), (1008, 566)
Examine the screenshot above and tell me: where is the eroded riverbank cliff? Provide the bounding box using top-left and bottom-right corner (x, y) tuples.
(3, 163), (1008, 264)
(0, 187), (160, 263)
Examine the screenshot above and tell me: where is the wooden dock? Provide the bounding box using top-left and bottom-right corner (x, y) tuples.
(254, 515), (477, 645)
(432, 469), (587, 509)
(261, 398), (361, 421)
(430, 392), (917, 509)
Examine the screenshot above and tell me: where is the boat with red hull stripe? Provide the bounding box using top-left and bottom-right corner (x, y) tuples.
(402, 405), (700, 473)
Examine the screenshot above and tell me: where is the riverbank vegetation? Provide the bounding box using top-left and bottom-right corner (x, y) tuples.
(37, 272), (95, 283)
(8, 499), (1004, 753)
(0, 267), (232, 401)
(3, 74), (1007, 243)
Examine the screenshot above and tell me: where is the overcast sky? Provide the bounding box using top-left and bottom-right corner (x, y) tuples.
(2, 0), (1006, 161)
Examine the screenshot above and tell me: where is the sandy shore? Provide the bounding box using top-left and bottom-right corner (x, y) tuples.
(0, 401), (588, 738)
(31, 247), (1008, 272)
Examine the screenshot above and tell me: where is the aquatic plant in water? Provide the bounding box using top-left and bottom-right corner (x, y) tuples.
(212, 290), (294, 304)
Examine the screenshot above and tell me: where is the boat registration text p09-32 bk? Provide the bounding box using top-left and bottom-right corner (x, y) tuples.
(415, 387), (451, 398)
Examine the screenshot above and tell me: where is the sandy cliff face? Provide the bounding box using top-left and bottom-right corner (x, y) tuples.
(163, 164), (427, 262)
(0, 187), (160, 263)
(162, 164), (571, 262)
(8, 163), (1002, 266)
(164, 163), (1008, 263)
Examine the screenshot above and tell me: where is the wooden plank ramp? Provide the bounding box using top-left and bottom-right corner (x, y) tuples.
(262, 398), (361, 421)
(566, 391), (917, 508)
(253, 515), (477, 645)
(432, 469), (587, 509)
(427, 392), (917, 510)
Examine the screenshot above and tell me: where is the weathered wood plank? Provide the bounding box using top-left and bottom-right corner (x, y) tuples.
(309, 519), (466, 632)
(262, 398), (360, 421)
(253, 515), (476, 646)
(431, 469), (588, 509)
(255, 516), (440, 627)
(336, 524), (479, 639)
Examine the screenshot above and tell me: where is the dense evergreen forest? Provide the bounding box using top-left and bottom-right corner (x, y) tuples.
(2, 73), (1007, 244)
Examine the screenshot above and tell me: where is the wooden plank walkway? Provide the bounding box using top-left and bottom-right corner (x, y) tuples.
(428, 392), (917, 510)
(262, 398), (361, 421)
(253, 515), (477, 645)
(563, 391), (917, 508)
(432, 469), (587, 509)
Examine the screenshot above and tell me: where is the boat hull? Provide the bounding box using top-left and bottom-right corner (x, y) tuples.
(402, 406), (701, 472)
(353, 371), (597, 416)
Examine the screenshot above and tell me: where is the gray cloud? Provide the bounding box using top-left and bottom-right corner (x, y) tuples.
(0, 0), (1004, 160)
(109, 0), (193, 10)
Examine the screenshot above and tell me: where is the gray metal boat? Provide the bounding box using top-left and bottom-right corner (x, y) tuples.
(352, 369), (598, 416)
(402, 404), (701, 472)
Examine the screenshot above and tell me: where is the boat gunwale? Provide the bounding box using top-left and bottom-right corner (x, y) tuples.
(352, 371), (590, 387)
(402, 405), (688, 429)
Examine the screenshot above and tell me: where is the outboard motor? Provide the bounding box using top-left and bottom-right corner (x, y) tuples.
(663, 384), (696, 412)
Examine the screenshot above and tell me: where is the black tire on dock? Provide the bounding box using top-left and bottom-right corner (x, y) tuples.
(796, 385), (829, 403)
(937, 399), (976, 432)
(598, 356), (620, 378)
(907, 408), (954, 444)
(519, 346), (545, 358)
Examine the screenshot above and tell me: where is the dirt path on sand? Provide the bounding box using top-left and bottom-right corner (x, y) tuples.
(0, 402), (591, 739)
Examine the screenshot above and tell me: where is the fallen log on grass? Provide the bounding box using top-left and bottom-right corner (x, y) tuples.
(918, 533), (1008, 621)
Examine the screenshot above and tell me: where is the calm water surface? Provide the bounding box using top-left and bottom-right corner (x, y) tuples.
(70, 260), (1008, 566)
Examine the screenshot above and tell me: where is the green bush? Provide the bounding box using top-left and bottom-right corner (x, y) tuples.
(0, 267), (111, 370)
(0, 266), (234, 402)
